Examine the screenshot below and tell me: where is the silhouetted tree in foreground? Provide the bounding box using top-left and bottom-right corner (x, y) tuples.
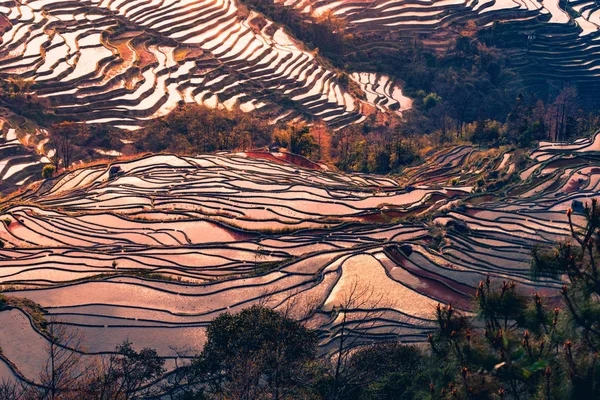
(0, 325), (165, 400)
(338, 342), (429, 399)
(191, 305), (321, 400)
(425, 200), (600, 399)
(38, 323), (88, 400)
(83, 340), (165, 399)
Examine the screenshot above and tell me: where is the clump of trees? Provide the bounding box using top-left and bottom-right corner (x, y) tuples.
(50, 122), (86, 168)
(135, 104), (273, 154)
(41, 165), (55, 179)
(43, 103), (421, 175)
(48, 122), (127, 169)
(385, 38), (598, 149)
(331, 123), (422, 173)
(0, 77), (48, 123)
(135, 105), (334, 162)
(0, 322), (165, 400)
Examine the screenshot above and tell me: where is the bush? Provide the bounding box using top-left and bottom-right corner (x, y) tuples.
(42, 164), (56, 179)
(344, 342), (429, 399)
(423, 92), (442, 110)
(193, 305), (321, 399)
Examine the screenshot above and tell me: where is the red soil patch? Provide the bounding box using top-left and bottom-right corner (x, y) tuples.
(245, 151), (322, 170)
(245, 151), (291, 166)
(108, 38), (135, 60)
(105, 37), (136, 81)
(385, 246), (474, 309)
(276, 152), (321, 170)
(465, 208), (480, 217)
(564, 179), (582, 193)
(0, 14), (11, 34)
(131, 38), (157, 69)
(357, 208), (423, 223)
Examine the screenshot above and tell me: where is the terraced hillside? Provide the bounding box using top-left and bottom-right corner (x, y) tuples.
(0, 108), (51, 194)
(1, 131), (598, 388)
(0, 0), (419, 129)
(278, 0), (600, 89)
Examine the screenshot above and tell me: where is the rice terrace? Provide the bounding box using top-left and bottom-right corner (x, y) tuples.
(2, 0), (600, 399)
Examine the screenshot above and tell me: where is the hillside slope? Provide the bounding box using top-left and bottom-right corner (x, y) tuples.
(0, 0), (385, 128)
(2, 132), (599, 384)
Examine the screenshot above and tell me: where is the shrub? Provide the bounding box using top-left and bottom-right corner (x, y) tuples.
(344, 342), (429, 399)
(193, 305), (320, 399)
(42, 164), (56, 179)
(423, 92), (442, 109)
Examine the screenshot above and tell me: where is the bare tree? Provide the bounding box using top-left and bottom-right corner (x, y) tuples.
(83, 340), (165, 400)
(160, 346), (196, 400)
(546, 86), (577, 141)
(49, 122), (88, 169)
(329, 281), (390, 399)
(33, 322), (89, 400)
(0, 378), (26, 400)
(84, 355), (122, 400)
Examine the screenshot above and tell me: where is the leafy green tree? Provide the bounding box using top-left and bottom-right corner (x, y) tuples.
(193, 305), (321, 400)
(42, 164), (56, 179)
(289, 125), (318, 157)
(427, 285), (562, 399)
(424, 199), (600, 399)
(423, 93), (442, 110)
(342, 342), (429, 399)
(531, 199), (600, 397)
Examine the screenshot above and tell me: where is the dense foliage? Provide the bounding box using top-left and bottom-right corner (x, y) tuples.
(130, 104), (422, 174)
(0, 77), (48, 123)
(191, 306), (320, 399)
(424, 201), (600, 399)
(135, 105), (273, 154)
